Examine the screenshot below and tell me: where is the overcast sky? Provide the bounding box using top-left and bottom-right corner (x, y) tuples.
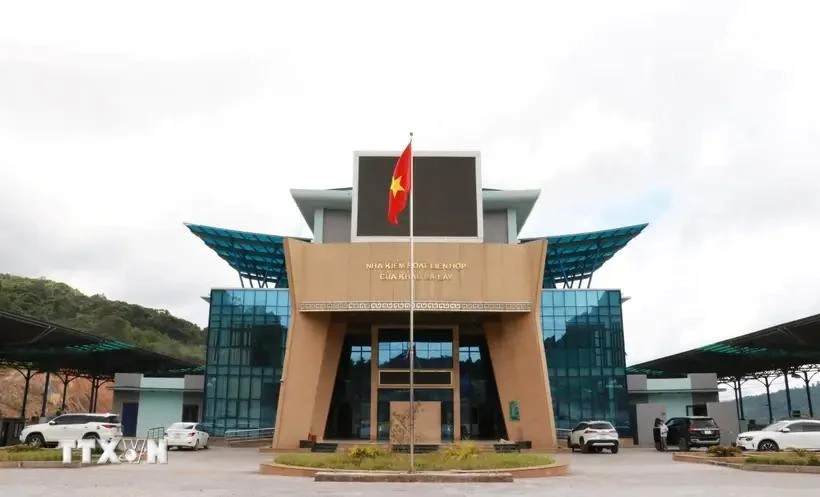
(1, 1), (819, 395)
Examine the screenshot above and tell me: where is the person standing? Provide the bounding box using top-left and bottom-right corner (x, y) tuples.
(658, 419), (669, 451)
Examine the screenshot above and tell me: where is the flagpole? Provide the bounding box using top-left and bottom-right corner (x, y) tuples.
(407, 131), (415, 473)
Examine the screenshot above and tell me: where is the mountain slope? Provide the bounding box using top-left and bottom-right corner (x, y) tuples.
(722, 382), (820, 423)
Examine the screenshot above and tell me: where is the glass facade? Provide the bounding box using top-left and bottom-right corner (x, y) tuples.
(324, 330), (371, 440)
(203, 289), (290, 436)
(459, 329), (506, 440)
(201, 287), (630, 438)
(541, 289), (629, 435)
(377, 328), (454, 369)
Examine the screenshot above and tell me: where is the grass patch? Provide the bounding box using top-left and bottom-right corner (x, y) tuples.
(745, 449), (820, 467)
(275, 444), (555, 471)
(0, 444), (102, 462)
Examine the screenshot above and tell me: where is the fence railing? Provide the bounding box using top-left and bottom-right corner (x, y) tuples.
(146, 426), (165, 441)
(224, 427), (274, 443)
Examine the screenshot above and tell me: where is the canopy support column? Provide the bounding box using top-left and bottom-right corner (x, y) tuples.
(16, 368), (36, 419)
(39, 372), (51, 417)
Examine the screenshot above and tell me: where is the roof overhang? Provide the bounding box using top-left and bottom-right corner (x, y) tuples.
(290, 188), (353, 233)
(523, 223), (649, 288)
(627, 313), (820, 379)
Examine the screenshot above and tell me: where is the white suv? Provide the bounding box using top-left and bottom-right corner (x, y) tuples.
(20, 413), (122, 448)
(567, 420), (620, 454)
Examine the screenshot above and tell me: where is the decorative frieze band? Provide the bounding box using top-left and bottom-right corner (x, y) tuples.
(298, 301), (532, 313)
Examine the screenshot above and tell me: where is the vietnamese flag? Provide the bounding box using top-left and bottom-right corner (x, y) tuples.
(387, 141), (412, 225)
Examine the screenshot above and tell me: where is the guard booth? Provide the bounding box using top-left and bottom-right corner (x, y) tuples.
(0, 417), (25, 447)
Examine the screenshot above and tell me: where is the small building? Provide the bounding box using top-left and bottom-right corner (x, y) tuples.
(627, 372), (738, 446)
(111, 373), (204, 437)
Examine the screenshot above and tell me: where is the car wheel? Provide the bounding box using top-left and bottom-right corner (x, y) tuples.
(757, 440), (779, 452)
(579, 438), (588, 453)
(26, 433), (45, 448)
(679, 437), (690, 452)
(193, 440), (200, 451)
(567, 437), (574, 452)
(82, 432), (99, 440)
(611, 445), (619, 454)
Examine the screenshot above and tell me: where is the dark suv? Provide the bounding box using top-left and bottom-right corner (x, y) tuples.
(665, 416), (721, 451)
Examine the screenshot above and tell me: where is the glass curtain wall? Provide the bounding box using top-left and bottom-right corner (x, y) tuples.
(377, 328), (454, 369)
(324, 330), (372, 440)
(458, 329), (506, 440)
(541, 289), (630, 435)
(203, 289), (289, 436)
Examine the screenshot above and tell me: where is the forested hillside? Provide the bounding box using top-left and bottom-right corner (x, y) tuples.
(722, 382), (820, 423)
(0, 274), (205, 362)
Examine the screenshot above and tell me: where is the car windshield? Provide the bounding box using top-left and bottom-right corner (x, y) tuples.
(761, 421), (789, 431)
(589, 422), (614, 430)
(169, 423), (195, 430)
(690, 418), (717, 428)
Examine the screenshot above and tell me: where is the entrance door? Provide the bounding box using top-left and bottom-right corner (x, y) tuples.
(182, 404), (200, 422)
(121, 403), (139, 437)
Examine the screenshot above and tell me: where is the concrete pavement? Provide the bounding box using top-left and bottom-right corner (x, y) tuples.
(3, 446), (817, 496)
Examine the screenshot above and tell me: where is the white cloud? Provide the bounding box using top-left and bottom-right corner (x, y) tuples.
(1, 0), (819, 384)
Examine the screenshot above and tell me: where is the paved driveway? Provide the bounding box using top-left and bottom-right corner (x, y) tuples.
(3, 447), (818, 496)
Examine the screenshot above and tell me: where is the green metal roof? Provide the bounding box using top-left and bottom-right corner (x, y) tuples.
(522, 223), (649, 288)
(627, 312), (820, 380)
(0, 310), (202, 379)
(185, 223), (310, 288)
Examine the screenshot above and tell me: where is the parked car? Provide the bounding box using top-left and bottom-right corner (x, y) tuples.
(164, 422), (210, 450)
(665, 416), (720, 451)
(567, 420), (619, 454)
(19, 413), (122, 448)
(736, 419), (820, 452)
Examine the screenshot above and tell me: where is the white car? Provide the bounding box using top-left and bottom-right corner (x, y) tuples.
(164, 422), (210, 450)
(20, 413), (122, 448)
(736, 419), (820, 452)
(567, 420), (620, 454)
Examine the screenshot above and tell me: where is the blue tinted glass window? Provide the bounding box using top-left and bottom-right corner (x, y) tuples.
(541, 289), (630, 436)
(203, 289), (290, 436)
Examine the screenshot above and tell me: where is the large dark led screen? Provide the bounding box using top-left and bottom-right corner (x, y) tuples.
(355, 155), (479, 238)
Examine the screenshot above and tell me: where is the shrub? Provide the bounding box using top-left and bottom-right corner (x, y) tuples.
(444, 443), (480, 460)
(789, 448), (810, 457)
(346, 446), (385, 461)
(706, 445), (742, 458)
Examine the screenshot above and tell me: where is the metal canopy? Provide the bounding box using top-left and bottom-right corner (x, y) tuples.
(522, 223), (648, 288)
(0, 310), (203, 380)
(627, 313), (820, 379)
(185, 223), (309, 289)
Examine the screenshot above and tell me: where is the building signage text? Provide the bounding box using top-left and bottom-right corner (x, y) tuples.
(365, 261), (467, 281)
